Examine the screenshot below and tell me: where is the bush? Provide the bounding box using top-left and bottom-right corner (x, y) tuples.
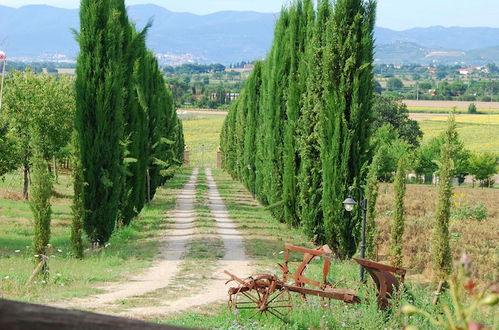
(452, 202), (487, 221)
(468, 103), (477, 114)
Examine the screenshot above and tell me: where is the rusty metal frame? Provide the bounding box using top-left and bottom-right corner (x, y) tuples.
(225, 243), (406, 321)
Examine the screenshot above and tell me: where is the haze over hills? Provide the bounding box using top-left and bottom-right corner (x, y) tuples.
(0, 4), (499, 65)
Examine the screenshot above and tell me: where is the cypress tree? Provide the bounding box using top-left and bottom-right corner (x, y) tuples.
(75, 0), (127, 245)
(254, 64), (268, 204)
(389, 155), (407, 268)
(234, 93), (248, 181)
(71, 132), (84, 259)
(320, 0), (376, 258)
(432, 115), (455, 281)
(364, 148), (382, 260)
(261, 9), (291, 221)
(30, 131), (53, 266)
(122, 24), (149, 225)
(283, 0), (314, 227)
(297, 0), (329, 240)
(242, 62), (263, 196)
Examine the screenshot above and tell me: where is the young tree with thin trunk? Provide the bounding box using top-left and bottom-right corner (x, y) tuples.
(432, 115), (455, 281)
(390, 155), (407, 268)
(365, 149), (382, 260)
(30, 131), (53, 271)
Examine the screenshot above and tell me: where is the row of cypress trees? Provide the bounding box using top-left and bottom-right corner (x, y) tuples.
(220, 0), (376, 258)
(74, 0), (184, 248)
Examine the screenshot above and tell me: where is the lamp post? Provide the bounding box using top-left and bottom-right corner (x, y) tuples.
(247, 164), (256, 199)
(343, 187), (367, 282)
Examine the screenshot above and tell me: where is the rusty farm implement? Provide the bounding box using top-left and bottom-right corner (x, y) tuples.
(225, 243), (406, 321)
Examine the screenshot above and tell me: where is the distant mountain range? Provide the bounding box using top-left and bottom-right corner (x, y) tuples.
(1, 4), (499, 65)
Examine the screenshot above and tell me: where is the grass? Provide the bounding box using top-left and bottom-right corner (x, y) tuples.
(419, 115), (499, 152)
(0, 168), (191, 303)
(180, 113), (226, 168)
(158, 169), (498, 329)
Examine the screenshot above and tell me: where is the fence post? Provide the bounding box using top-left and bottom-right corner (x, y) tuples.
(183, 147), (190, 167)
(217, 149), (222, 169)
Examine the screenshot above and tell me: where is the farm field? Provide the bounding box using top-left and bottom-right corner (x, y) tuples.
(404, 100), (499, 114)
(418, 114), (499, 152)
(180, 112), (226, 168)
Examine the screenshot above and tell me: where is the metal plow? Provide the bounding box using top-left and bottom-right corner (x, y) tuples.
(225, 243), (406, 321)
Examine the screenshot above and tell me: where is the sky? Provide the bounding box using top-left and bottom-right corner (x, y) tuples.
(0, 0), (498, 30)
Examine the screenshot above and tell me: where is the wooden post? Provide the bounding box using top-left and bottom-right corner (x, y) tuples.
(23, 162), (29, 200)
(217, 151), (222, 169)
(0, 298), (192, 330)
(432, 280), (445, 305)
(53, 156), (58, 183)
(183, 149), (190, 167)
(27, 258), (47, 284)
(147, 169), (151, 203)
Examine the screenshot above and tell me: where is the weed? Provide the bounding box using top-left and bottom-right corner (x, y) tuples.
(452, 203), (487, 222)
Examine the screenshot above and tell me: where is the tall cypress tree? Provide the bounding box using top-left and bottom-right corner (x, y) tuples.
(242, 62), (263, 196)
(283, 0), (314, 227)
(321, 0), (376, 258)
(76, 0), (127, 244)
(297, 0), (330, 240)
(220, 0), (377, 257)
(71, 132), (84, 259)
(261, 9), (291, 221)
(122, 24), (149, 225)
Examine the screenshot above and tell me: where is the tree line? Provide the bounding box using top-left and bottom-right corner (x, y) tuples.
(73, 0), (184, 252)
(220, 0), (376, 259)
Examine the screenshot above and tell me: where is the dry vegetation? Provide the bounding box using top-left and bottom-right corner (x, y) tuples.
(376, 184), (498, 282)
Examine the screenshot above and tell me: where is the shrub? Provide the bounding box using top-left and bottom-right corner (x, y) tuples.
(467, 103), (477, 114)
(452, 202), (487, 222)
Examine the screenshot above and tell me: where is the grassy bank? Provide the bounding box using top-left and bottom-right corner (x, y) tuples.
(0, 168), (191, 303)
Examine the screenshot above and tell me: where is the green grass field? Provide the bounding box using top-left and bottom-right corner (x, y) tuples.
(419, 114), (499, 152)
(180, 113), (226, 168)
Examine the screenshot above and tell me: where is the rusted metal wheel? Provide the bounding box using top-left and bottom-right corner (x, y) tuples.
(229, 276), (292, 322)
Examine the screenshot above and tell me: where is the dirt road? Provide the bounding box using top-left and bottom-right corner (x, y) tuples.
(53, 169), (199, 310)
(122, 168), (252, 317)
(54, 167), (252, 318)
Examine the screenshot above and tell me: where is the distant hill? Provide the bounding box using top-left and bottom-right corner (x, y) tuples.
(374, 42), (499, 65)
(0, 4), (498, 65)
(375, 26), (499, 51)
